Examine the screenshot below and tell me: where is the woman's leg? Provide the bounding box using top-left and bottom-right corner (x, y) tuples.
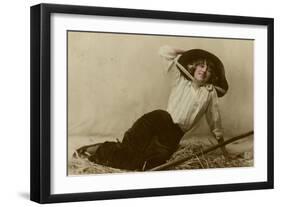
(88, 110), (184, 170)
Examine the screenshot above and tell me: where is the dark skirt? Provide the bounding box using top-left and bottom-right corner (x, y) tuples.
(89, 110), (184, 170)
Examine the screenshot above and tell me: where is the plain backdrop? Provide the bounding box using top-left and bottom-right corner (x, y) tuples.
(0, 0), (279, 206)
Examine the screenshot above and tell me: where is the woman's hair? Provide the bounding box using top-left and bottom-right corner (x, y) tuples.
(183, 58), (218, 84)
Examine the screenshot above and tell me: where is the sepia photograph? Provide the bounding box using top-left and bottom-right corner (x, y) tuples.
(67, 31), (254, 175)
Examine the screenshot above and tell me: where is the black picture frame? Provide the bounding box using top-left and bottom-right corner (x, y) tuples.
(30, 3), (274, 204)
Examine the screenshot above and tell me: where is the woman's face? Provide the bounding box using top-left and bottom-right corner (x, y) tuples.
(193, 62), (212, 84)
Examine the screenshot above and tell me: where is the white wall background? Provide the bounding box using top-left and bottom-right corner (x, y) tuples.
(0, 0), (279, 206)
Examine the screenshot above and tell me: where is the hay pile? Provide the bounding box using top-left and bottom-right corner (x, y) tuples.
(68, 140), (253, 175)
(166, 141), (253, 170)
(68, 157), (127, 175)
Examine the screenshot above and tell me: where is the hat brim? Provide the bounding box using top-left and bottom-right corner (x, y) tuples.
(177, 49), (228, 97)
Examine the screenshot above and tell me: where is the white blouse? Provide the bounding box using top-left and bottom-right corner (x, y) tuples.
(159, 46), (223, 139)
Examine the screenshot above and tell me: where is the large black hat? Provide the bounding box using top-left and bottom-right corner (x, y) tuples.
(177, 49), (228, 97)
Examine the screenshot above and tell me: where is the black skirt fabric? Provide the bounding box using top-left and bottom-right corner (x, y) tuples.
(89, 110), (184, 170)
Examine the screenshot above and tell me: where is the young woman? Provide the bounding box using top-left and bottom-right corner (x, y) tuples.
(74, 45), (229, 171)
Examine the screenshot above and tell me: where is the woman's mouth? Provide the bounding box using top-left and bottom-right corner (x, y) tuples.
(197, 73), (206, 79)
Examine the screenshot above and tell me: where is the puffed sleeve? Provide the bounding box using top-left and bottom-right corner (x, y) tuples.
(205, 89), (223, 139)
(158, 45), (182, 81)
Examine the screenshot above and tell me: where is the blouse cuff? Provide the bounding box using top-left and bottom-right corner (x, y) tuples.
(158, 45), (178, 60)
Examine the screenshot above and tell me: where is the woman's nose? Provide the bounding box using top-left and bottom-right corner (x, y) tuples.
(201, 66), (208, 72)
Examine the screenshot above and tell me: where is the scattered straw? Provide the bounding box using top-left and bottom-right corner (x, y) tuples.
(68, 140), (253, 175)
(167, 141), (253, 170)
